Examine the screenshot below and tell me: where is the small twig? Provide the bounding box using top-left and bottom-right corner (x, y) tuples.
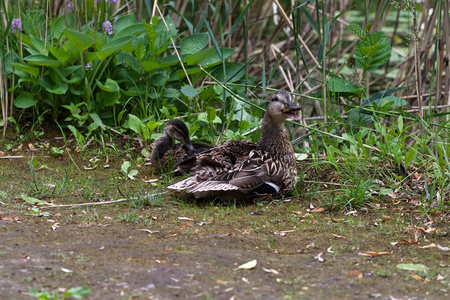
(0, 156), (24, 159)
(41, 192), (169, 208)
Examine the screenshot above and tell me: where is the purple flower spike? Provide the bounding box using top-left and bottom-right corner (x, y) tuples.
(102, 21), (113, 35)
(109, 0), (117, 4)
(67, 2), (74, 12)
(11, 18), (22, 34)
(85, 63), (92, 70)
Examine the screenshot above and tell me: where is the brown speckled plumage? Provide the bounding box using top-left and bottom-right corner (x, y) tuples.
(168, 90), (300, 200)
(150, 120), (211, 173)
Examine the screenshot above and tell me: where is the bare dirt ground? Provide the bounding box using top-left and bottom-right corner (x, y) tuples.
(0, 153), (449, 299)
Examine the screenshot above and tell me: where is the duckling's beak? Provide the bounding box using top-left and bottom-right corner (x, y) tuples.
(283, 104), (301, 121)
(186, 142), (195, 151)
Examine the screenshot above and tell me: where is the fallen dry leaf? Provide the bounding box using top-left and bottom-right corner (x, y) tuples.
(311, 208), (324, 213)
(237, 259), (257, 270)
(216, 280), (228, 285)
(357, 251), (391, 257)
(409, 272), (424, 281)
(315, 252), (325, 262)
(143, 178), (159, 183)
(332, 233), (346, 239)
(414, 226), (436, 235)
(399, 239), (419, 245)
(420, 243), (449, 251)
(178, 217), (194, 221)
(436, 274), (446, 281)
(262, 268), (280, 274)
(346, 270), (363, 278)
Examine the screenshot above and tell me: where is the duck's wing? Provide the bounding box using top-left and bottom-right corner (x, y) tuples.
(168, 150), (286, 196)
(177, 140), (257, 175)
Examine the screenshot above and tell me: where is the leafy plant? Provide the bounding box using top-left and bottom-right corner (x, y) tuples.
(29, 286), (91, 300)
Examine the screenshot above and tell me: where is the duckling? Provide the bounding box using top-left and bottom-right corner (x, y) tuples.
(168, 90), (301, 200)
(150, 120), (211, 174)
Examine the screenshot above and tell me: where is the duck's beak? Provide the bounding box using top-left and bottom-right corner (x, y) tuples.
(283, 104), (301, 121)
(186, 141), (195, 151)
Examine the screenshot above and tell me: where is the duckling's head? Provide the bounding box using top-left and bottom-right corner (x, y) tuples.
(266, 90), (301, 124)
(165, 120), (194, 151)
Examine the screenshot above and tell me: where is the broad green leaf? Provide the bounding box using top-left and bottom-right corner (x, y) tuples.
(115, 14), (137, 33)
(48, 45), (70, 63)
(64, 28), (94, 52)
(11, 63), (39, 77)
(142, 60), (160, 72)
(184, 47), (215, 65)
(14, 92), (37, 108)
(348, 23), (365, 39)
(46, 82), (68, 94)
(96, 78), (120, 92)
(328, 77), (363, 93)
(24, 55), (61, 67)
(198, 48), (234, 67)
(354, 31), (391, 71)
(180, 32), (209, 55)
(128, 114), (143, 135)
(396, 264), (428, 272)
(348, 109), (373, 126)
(162, 88), (180, 98)
(68, 125), (85, 143)
(52, 14), (73, 39)
(121, 85), (146, 96)
(206, 106), (216, 123)
(114, 24), (145, 40)
(21, 194), (55, 206)
(30, 37), (47, 55)
(180, 85), (199, 98)
(97, 36), (134, 60)
(210, 62), (245, 83)
(135, 43), (146, 60)
(121, 161), (131, 173)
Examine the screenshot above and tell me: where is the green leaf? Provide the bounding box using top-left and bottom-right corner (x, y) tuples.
(128, 114), (143, 135)
(184, 47), (215, 65)
(24, 55), (61, 67)
(64, 287), (91, 299)
(30, 37), (47, 55)
(46, 82), (68, 94)
(135, 43), (146, 61)
(21, 194), (55, 206)
(14, 92), (37, 108)
(114, 24), (145, 40)
(64, 28), (94, 52)
(180, 32), (209, 55)
(96, 78), (120, 92)
(328, 77), (362, 93)
(162, 88), (180, 98)
(206, 106), (216, 123)
(396, 264), (428, 272)
(115, 14), (137, 33)
(354, 31), (392, 71)
(198, 48), (234, 67)
(11, 63), (39, 77)
(348, 23), (365, 39)
(180, 85), (199, 98)
(97, 36), (134, 60)
(210, 62), (245, 83)
(48, 45), (70, 63)
(348, 109), (373, 126)
(121, 161), (131, 174)
(68, 125), (85, 143)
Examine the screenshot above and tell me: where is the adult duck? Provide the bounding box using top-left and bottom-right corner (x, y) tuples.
(168, 90), (301, 199)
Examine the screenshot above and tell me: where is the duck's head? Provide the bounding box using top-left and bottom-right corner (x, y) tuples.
(165, 120), (194, 151)
(267, 90), (301, 124)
